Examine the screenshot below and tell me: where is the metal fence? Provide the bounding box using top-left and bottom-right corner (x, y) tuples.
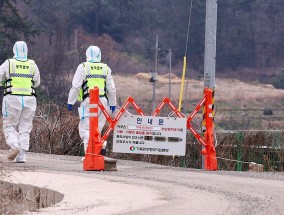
(109, 130), (284, 171)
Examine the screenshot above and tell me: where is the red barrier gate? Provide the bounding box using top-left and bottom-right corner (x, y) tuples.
(85, 87), (217, 171)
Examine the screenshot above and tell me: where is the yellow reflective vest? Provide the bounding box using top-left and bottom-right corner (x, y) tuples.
(78, 62), (108, 101)
(4, 59), (36, 96)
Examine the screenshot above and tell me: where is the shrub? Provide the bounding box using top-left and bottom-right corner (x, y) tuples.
(272, 70), (284, 89)
(30, 103), (82, 155)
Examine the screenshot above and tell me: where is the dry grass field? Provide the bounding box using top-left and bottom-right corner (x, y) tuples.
(113, 73), (284, 130)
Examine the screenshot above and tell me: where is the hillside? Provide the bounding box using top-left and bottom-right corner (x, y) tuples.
(1, 0), (284, 131)
(114, 73), (284, 130)
(3, 1), (284, 75)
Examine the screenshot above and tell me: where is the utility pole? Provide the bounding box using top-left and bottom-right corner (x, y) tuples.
(203, 0), (218, 169)
(152, 35), (159, 113)
(204, 0), (217, 89)
(168, 49), (172, 100)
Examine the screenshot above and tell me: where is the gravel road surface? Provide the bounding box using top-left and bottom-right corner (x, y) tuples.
(0, 150), (284, 215)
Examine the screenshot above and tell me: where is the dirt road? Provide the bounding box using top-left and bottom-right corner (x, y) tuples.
(1, 151), (284, 215)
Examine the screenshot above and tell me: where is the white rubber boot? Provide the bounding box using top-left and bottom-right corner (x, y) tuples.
(15, 150), (27, 163)
(7, 147), (20, 161)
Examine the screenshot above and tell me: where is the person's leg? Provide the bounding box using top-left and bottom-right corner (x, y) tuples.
(17, 97), (36, 162)
(18, 97), (36, 151)
(78, 99), (90, 153)
(2, 95), (21, 160)
(79, 116), (89, 153)
(98, 97), (107, 133)
(99, 97), (109, 154)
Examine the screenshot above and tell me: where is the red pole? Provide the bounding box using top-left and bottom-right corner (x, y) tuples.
(83, 87), (104, 171)
(202, 88), (218, 170)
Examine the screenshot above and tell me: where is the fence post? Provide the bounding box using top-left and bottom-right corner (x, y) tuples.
(83, 87), (104, 171)
(202, 88), (217, 170)
(236, 131), (244, 171)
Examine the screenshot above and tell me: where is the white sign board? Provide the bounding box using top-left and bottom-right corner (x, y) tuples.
(113, 114), (186, 156)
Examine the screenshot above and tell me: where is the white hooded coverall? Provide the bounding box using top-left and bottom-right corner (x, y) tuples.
(67, 46), (116, 152)
(0, 41), (40, 153)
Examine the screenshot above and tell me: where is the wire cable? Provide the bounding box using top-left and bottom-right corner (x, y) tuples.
(185, 0), (193, 56)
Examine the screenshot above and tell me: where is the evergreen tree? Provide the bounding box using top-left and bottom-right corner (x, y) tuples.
(0, 0), (37, 61)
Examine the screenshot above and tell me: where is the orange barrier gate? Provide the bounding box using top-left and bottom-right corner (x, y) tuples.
(84, 87), (217, 171)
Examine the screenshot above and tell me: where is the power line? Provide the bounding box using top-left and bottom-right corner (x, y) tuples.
(185, 0), (194, 57)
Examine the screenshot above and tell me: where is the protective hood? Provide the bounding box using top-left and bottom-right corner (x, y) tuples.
(13, 41), (28, 61)
(86, 46), (101, 63)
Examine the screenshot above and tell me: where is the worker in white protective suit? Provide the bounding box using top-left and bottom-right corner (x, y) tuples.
(0, 41), (40, 162)
(67, 46), (116, 155)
